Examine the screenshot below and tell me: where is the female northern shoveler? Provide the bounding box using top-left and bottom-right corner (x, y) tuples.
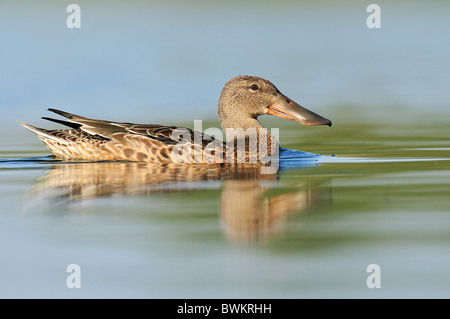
(19, 75), (331, 165)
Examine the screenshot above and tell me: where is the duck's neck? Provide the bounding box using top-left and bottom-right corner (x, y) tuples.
(218, 106), (279, 155)
(219, 109), (264, 141)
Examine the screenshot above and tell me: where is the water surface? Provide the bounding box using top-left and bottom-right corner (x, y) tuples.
(1, 117), (449, 298)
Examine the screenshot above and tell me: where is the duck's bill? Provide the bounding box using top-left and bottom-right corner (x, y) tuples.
(267, 94), (332, 127)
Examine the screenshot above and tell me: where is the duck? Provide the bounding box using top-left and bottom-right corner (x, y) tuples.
(19, 75), (331, 165)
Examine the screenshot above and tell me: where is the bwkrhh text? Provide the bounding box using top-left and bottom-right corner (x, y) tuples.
(177, 303), (271, 316)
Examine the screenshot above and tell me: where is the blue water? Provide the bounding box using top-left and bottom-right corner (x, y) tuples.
(0, 150), (325, 170)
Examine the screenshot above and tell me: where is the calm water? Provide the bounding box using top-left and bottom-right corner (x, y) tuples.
(1, 1), (450, 298)
(1, 118), (449, 298)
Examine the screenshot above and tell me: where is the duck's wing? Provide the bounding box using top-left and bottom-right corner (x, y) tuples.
(44, 108), (219, 147)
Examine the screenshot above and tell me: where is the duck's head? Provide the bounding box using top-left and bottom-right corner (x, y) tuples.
(217, 75), (331, 130)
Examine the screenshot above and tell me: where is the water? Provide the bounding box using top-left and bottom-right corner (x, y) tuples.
(1, 119), (449, 298)
(1, 1), (450, 298)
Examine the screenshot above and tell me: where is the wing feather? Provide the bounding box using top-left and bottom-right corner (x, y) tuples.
(46, 108), (223, 147)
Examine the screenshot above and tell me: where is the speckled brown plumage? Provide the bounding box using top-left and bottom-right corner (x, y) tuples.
(19, 112), (228, 164)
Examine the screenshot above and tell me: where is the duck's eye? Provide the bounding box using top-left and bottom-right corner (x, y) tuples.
(250, 84), (259, 91)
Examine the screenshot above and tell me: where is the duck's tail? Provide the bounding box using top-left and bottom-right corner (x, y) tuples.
(18, 121), (70, 144)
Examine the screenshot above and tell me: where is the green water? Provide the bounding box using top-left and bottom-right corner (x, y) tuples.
(1, 112), (449, 298)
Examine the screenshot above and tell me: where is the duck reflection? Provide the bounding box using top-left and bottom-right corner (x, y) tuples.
(220, 177), (331, 244)
(28, 161), (331, 243)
